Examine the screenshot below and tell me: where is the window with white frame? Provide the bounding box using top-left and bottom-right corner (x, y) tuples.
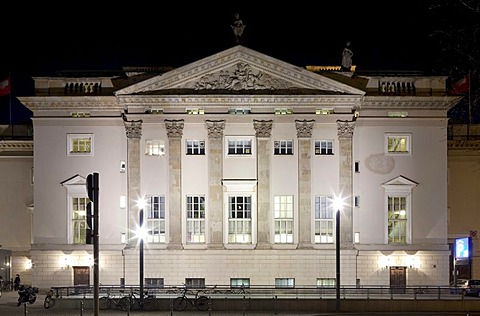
(317, 278), (335, 288)
(145, 140), (165, 156)
(145, 195), (166, 243)
(186, 195), (205, 243)
(228, 139), (252, 155)
(382, 176), (417, 245)
(385, 133), (411, 154)
(274, 140), (293, 155)
(274, 195), (294, 243)
(314, 140), (334, 155)
(314, 195), (334, 243)
(228, 195), (252, 243)
(387, 196), (407, 244)
(275, 278), (295, 288)
(186, 140), (205, 155)
(67, 134), (93, 156)
(72, 197), (89, 244)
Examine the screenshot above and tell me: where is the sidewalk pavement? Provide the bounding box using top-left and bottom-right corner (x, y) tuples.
(0, 290), (476, 316)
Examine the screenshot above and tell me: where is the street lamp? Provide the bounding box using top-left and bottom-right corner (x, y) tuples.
(136, 198), (147, 310)
(332, 195), (344, 313)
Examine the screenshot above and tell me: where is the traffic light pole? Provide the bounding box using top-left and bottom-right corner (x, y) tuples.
(87, 172), (99, 316)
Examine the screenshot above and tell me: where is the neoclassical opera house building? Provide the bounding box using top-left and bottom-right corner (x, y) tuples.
(17, 45), (460, 290)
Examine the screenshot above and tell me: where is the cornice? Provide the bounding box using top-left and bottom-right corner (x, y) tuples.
(0, 140), (34, 152)
(18, 96), (122, 112)
(117, 95), (361, 107)
(362, 96), (462, 111)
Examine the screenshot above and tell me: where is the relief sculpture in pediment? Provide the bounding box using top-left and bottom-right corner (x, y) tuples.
(194, 62), (294, 91)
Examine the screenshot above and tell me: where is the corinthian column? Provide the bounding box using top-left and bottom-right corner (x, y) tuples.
(296, 119), (315, 249)
(337, 120), (355, 248)
(124, 118), (142, 245)
(205, 120), (226, 248)
(165, 119), (184, 249)
(254, 119), (273, 249)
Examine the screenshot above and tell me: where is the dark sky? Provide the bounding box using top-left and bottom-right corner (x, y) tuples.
(3, 1), (435, 76)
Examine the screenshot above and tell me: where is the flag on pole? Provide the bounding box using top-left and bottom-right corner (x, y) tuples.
(0, 76), (10, 96)
(449, 73), (470, 94)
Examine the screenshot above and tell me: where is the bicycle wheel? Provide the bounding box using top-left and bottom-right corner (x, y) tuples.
(118, 296), (132, 311)
(195, 295), (209, 311)
(98, 297), (110, 310)
(43, 296), (55, 309)
(142, 297), (157, 311)
(173, 297), (187, 311)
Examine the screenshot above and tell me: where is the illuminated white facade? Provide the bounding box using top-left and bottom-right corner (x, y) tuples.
(15, 46), (461, 290)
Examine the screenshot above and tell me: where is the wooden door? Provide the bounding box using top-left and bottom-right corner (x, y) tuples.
(73, 266), (90, 286)
(389, 266), (406, 294)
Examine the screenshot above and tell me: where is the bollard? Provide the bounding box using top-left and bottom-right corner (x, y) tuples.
(242, 295), (246, 316)
(208, 296), (212, 316)
(23, 302), (27, 315)
(80, 300), (84, 316)
(274, 295), (278, 315)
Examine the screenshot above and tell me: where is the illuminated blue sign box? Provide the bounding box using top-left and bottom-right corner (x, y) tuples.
(455, 237), (470, 259)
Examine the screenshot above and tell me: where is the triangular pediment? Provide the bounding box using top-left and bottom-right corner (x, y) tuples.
(116, 46), (364, 96)
(61, 174), (86, 186)
(382, 175), (418, 188)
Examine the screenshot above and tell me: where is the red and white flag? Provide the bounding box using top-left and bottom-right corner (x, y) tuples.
(0, 76), (10, 96)
(450, 73), (470, 94)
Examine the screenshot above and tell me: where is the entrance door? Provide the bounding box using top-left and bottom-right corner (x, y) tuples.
(73, 266), (90, 286)
(390, 266), (406, 294)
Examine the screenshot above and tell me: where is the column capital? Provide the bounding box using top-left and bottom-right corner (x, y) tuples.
(295, 119), (315, 138)
(165, 119), (185, 138)
(337, 120), (356, 138)
(205, 120), (226, 138)
(253, 120), (273, 138)
(123, 119), (143, 139)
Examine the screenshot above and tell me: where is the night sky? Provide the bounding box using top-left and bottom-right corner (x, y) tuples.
(1, 1), (464, 124)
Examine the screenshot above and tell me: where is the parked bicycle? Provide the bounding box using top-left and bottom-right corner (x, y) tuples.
(43, 289), (56, 309)
(124, 290), (158, 311)
(99, 293), (131, 311)
(173, 286), (209, 311)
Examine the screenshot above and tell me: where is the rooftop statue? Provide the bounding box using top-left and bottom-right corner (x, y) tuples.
(231, 13), (246, 44)
(341, 42), (353, 71)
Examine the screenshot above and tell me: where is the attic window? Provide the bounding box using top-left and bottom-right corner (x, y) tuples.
(186, 108), (205, 115)
(275, 108), (293, 115)
(388, 112), (408, 118)
(229, 108), (251, 115)
(316, 109), (334, 115)
(71, 112), (90, 118)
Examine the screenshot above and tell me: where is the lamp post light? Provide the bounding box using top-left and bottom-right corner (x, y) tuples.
(136, 198), (147, 311)
(332, 195), (344, 313)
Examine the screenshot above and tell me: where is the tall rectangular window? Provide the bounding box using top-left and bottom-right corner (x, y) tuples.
(228, 195), (252, 243)
(72, 197), (89, 244)
(388, 196), (407, 244)
(274, 195), (294, 243)
(186, 195), (205, 243)
(186, 140), (205, 155)
(145, 195), (166, 243)
(228, 139), (252, 155)
(314, 195), (334, 243)
(67, 134), (93, 156)
(274, 140), (293, 155)
(315, 140), (334, 155)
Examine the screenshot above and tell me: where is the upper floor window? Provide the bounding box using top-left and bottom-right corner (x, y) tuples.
(314, 195), (334, 243)
(317, 278), (335, 288)
(145, 140), (165, 156)
(228, 195), (252, 243)
(186, 195), (205, 243)
(67, 134), (93, 156)
(274, 195), (294, 243)
(228, 139), (252, 155)
(274, 140), (293, 155)
(185, 278), (205, 288)
(186, 140), (205, 155)
(230, 278), (250, 288)
(146, 278), (164, 288)
(385, 133), (411, 154)
(315, 140), (334, 155)
(145, 195), (166, 243)
(72, 197), (89, 244)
